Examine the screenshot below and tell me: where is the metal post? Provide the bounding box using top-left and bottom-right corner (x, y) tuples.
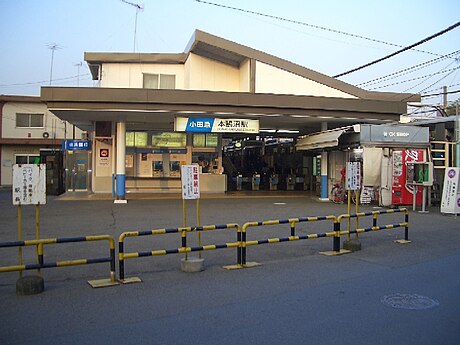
(242, 227), (247, 266)
(197, 199), (201, 259)
(405, 211), (409, 241)
(18, 205), (23, 279)
(237, 226), (242, 266)
(35, 204), (41, 276)
(347, 190), (351, 241)
(333, 220), (341, 252)
(119, 241), (125, 281)
(355, 189), (360, 239)
(456, 102), (459, 167)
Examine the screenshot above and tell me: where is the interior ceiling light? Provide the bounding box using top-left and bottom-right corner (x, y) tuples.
(277, 129), (300, 133)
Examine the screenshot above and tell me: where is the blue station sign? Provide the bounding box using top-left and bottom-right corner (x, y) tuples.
(63, 140), (91, 151)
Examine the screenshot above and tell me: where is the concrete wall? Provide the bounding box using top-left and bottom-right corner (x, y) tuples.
(255, 61), (357, 98)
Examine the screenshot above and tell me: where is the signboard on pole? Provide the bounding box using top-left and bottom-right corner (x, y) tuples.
(181, 165), (200, 200)
(441, 167), (460, 214)
(12, 164), (46, 205)
(346, 162), (361, 190)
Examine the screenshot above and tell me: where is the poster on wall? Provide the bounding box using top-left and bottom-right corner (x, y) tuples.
(95, 139), (112, 177)
(441, 168), (460, 214)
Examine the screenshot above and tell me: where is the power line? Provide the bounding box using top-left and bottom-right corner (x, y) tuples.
(195, 0), (444, 57)
(333, 21), (460, 78)
(369, 66), (460, 90)
(0, 73), (91, 87)
(420, 89), (460, 98)
(357, 49), (460, 87)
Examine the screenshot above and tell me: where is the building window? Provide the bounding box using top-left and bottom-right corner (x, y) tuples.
(16, 113), (44, 128)
(151, 132), (186, 148)
(15, 154), (40, 164)
(193, 133), (218, 148)
(143, 74), (176, 89)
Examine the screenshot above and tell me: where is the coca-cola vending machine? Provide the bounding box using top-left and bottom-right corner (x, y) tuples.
(391, 149), (426, 205)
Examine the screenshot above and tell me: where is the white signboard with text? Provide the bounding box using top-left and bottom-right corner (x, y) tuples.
(12, 164), (46, 205)
(181, 165), (200, 200)
(441, 167), (460, 214)
(346, 162), (361, 190)
(175, 117), (259, 134)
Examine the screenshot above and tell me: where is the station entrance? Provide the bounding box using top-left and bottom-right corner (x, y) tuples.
(222, 136), (316, 192)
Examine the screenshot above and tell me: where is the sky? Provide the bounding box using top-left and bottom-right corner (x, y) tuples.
(1, 0), (459, 113)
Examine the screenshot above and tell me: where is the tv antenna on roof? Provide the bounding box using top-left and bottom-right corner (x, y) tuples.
(120, 0), (144, 52)
(46, 43), (63, 86)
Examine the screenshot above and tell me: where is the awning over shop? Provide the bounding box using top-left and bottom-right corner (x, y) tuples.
(296, 128), (348, 150)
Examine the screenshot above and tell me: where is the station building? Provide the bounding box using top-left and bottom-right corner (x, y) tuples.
(40, 30), (420, 200)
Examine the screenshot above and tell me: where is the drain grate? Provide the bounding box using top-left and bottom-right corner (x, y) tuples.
(381, 293), (439, 310)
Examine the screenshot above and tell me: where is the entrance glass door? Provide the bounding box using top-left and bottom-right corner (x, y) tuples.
(66, 150), (90, 191)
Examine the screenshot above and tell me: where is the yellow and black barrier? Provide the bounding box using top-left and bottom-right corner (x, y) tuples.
(241, 215), (337, 266)
(118, 223), (241, 282)
(0, 235), (118, 288)
(337, 208), (409, 243)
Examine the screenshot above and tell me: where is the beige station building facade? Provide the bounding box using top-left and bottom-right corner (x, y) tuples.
(37, 30), (419, 200)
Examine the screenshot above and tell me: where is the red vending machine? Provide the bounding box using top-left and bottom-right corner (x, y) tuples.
(391, 149), (426, 205)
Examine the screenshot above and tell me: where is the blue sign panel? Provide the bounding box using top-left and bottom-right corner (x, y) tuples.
(63, 140), (91, 151)
(185, 118), (214, 132)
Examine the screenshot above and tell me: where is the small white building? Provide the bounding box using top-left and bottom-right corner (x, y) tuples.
(0, 95), (84, 189)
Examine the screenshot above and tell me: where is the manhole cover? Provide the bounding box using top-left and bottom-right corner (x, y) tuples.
(381, 293), (439, 310)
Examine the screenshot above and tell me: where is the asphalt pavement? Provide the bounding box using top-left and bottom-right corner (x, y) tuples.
(0, 189), (459, 345)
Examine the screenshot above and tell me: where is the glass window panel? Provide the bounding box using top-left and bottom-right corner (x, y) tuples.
(30, 114), (44, 127)
(206, 134), (218, 147)
(134, 132), (148, 147)
(29, 156), (41, 164)
(16, 114), (29, 127)
(15, 156), (28, 164)
(193, 134), (206, 148)
(126, 132), (135, 147)
(143, 74), (159, 89)
(160, 74), (175, 89)
(152, 132), (186, 148)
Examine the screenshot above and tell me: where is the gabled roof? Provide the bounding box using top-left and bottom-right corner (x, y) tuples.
(85, 30), (420, 103)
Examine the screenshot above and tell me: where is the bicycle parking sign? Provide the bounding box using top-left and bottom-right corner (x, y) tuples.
(181, 165), (200, 200)
(12, 164), (46, 205)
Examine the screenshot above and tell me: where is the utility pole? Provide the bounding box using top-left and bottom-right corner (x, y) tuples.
(456, 101), (459, 167)
(74, 62), (82, 87)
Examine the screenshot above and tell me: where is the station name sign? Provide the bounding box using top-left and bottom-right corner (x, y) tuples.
(175, 117), (259, 134)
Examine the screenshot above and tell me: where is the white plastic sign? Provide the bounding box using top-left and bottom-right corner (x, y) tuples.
(12, 164), (46, 205)
(346, 162), (361, 190)
(181, 165), (200, 200)
(441, 167), (460, 214)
